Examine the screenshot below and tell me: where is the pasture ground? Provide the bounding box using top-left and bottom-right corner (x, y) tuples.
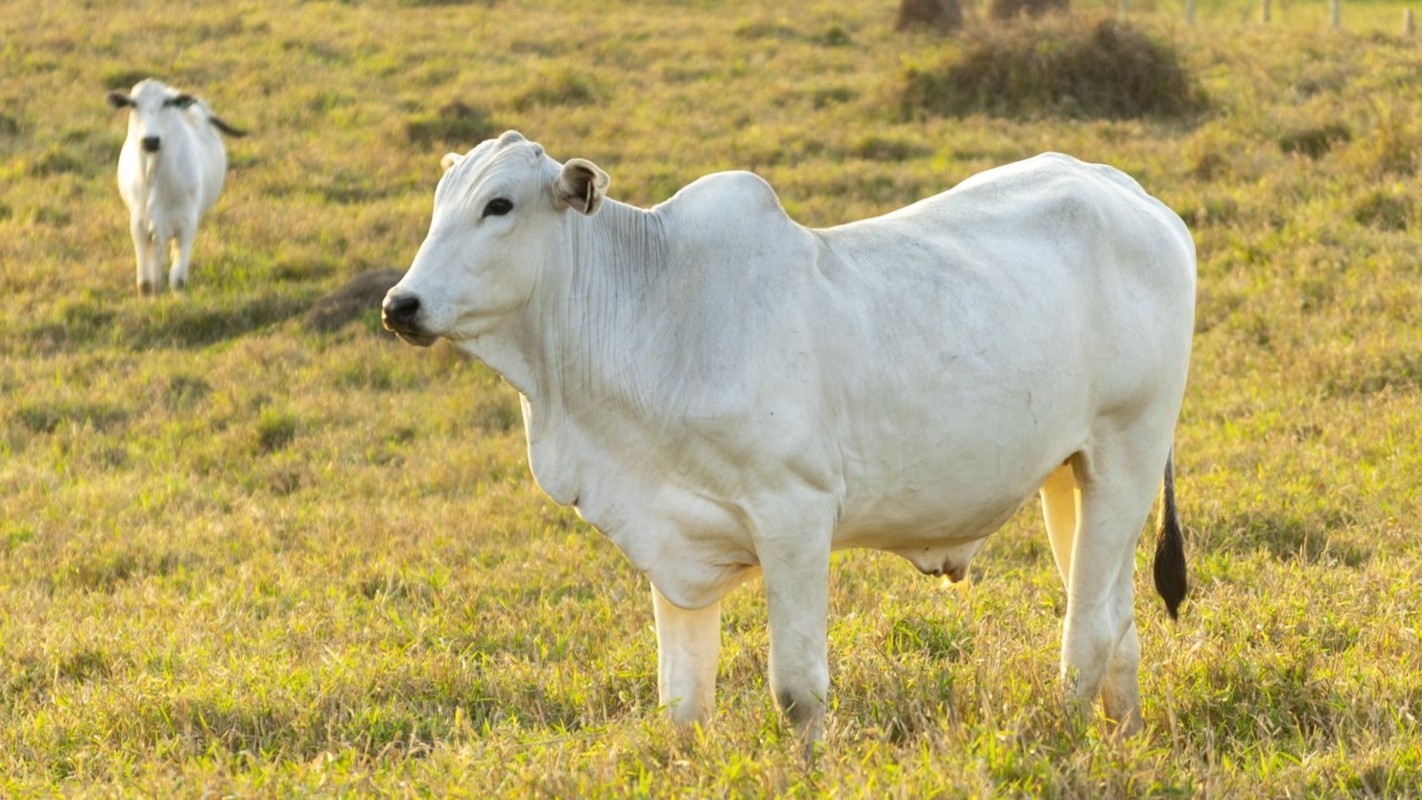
(3, 0), (1422, 795)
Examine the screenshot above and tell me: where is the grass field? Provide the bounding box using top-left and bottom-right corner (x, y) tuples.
(3, 0), (1422, 795)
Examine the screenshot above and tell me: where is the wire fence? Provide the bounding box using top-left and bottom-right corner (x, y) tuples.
(1122, 0), (1418, 31)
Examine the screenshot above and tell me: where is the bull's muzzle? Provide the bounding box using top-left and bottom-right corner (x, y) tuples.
(141, 135), (161, 153)
(381, 292), (437, 347)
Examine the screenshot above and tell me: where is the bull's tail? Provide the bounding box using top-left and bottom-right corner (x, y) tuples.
(208, 114), (247, 138)
(1152, 449), (1187, 620)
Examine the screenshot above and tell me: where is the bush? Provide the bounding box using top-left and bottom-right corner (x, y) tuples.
(900, 16), (1205, 120)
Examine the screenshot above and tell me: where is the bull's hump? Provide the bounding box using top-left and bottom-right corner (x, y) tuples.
(657, 170), (809, 260)
(663, 171), (791, 224)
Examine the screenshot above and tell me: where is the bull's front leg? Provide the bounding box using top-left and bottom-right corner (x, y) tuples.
(760, 535), (831, 755)
(169, 218), (198, 292)
(129, 214), (159, 296)
(651, 584), (720, 727)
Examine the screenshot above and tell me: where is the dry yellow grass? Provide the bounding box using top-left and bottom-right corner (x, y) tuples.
(2, 0), (1421, 795)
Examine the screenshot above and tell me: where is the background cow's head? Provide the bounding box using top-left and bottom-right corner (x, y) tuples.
(107, 79), (199, 155)
(383, 130), (610, 346)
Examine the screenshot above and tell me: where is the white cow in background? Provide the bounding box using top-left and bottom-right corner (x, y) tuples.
(383, 131), (1196, 751)
(107, 79), (245, 295)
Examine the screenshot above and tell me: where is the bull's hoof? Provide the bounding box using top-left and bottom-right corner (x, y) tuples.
(138, 280), (155, 297)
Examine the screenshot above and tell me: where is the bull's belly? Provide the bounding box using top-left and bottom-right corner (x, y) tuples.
(831, 479), (1042, 579)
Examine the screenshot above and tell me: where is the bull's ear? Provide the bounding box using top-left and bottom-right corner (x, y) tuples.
(106, 91), (133, 109)
(554, 158), (610, 216)
(440, 152), (463, 171)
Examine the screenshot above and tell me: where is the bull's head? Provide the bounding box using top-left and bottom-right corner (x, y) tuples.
(383, 130), (609, 347)
(107, 79), (198, 155)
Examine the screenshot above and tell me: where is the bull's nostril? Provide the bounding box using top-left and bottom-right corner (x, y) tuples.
(141, 136), (161, 153)
(382, 294), (421, 329)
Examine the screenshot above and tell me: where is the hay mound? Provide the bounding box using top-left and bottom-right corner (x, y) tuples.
(901, 16), (1204, 120)
(304, 269), (405, 333)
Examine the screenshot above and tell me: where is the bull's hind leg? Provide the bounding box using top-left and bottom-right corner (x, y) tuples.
(1039, 461), (1079, 586)
(651, 584), (721, 727)
(1054, 445), (1164, 734)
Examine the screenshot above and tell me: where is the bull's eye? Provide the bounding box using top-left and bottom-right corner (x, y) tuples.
(483, 198), (514, 218)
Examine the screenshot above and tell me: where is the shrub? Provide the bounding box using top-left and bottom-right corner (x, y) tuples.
(899, 16), (1205, 120)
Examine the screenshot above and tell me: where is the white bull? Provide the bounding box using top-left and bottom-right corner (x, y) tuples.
(383, 131), (1195, 748)
(107, 78), (245, 295)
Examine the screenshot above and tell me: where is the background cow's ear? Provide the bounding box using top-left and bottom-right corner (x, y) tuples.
(555, 158), (610, 216)
(440, 152), (463, 171)
(106, 91), (133, 109)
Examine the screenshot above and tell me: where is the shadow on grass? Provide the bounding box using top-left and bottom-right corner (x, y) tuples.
(20, 290), (319, 356)
(1190, 510), (1369, 568)
(1173, 651), (1347, 749)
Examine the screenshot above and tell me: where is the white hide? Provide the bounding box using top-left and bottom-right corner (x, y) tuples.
(108, 79), (241, 294)
(384, 131), (1196, 746)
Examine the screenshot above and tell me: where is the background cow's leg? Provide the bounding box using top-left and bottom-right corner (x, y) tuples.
(759, 533), (832, 753)
(651, 584), (720, 727)
(130, 216), (159, 296)
(1058, 446), (1160, 734)
(1039, 461), (1079, 585)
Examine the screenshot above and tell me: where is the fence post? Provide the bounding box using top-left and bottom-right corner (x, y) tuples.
(1405, 8), (1417, 35)
(1330, 0), (1341, 28)
(1186, 0), (1196, 23)
(1261, 0), (1271, 23)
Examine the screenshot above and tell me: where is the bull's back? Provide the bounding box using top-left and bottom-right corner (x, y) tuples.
(819, 154), (1194, 387)
(809, 154), (1194, 546)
